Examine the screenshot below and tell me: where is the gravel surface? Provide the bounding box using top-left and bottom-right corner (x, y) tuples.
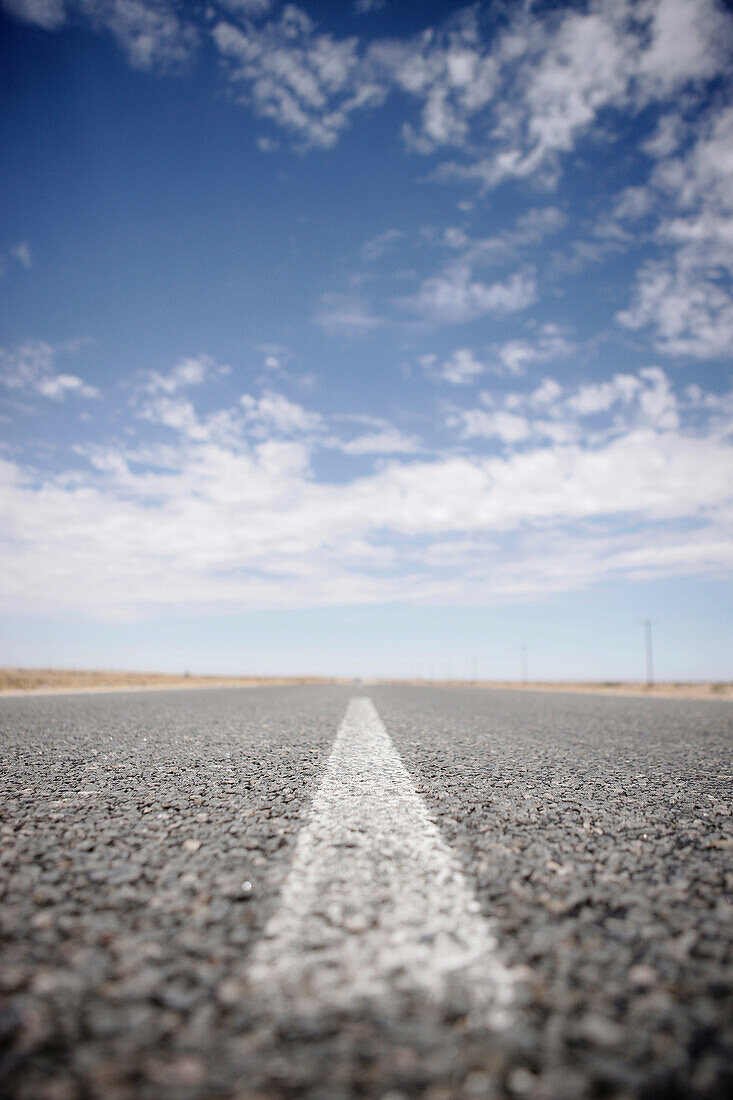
(1, 684), (732, 1099)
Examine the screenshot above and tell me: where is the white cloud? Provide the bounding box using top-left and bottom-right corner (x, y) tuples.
(642, 112), (687, 158)
(9, 241), (32, 268)
(456, 366), (684, 448)
(619, 105), (733, 358)
(530, 378), (563, 407)
(370, 9), (500, 154)
(256, 134), (279, 152)
(491, 325), (574, 376)
(140, 378), (323, 445)
(636, 366), (680, 430)
(442, 227), (469, 249)
(566, 374), (641, 416)
(619, 262), (733, 359)
(216, 0), (272, 15)
(512, 207), (567, 243)
(2, 394), (731, 616)
(611, 186), (654, 222)
(1, 0), (66, 29)
(457, 409), (531, 444)
(327, 427), (419, 455)
(138, 358), (242, 441)
(256, 343), (294, 377)
(632, 0), (730, 99)
(354, 0), (385, 14)
(315, 293), (383, 334)
(0, 339), (99, 401)
(1, 362), (732, 616)
(36, 373), (98, 399)
(92, 0), (199, 70)
(212, 7), (385, 149)
(519, 8), (629, 157)
(410, 267), (536, 324)
(434, 348), (485, 385)
(1, 0), (198, 69)
(5, 0), (731, 179)
(360, 228), (403, 261)
(416, 0), (733, 189)
(494, 341), (539, 377)
(0, 240), (33, 277)
(193, 0), (733, 177)
(241, 390), (322, 435)
(146, 354), (216, 394)
(140, 394), (208, 440)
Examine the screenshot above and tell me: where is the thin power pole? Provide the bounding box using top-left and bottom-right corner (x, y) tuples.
(644, 619), (654, 686)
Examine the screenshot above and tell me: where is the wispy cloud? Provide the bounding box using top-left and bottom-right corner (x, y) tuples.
(424, 0), (732, 189)
(314, 293), (384, 334)
(354, 0), (385, 14)
(409, 266), (536, 324)
(491, 325), (574, 376)
(618, 105), (733, 359)
(2, 0), (65, 30)
(241, 390), (323, 435)
(3, 0), (733, 638)
(217, 0), (272, 15)
(7, 0), (731, 178)
(326, 425), (419, 455)
(0, 240), (33, 278)
(211, 5), (385, 149)
(2, 0), (198, 69)
(451, 366), (683, 445)
(421, 348), (486, 385)
(9, 241), (32, 268)
(0, 339), (99, 400)
(360, 228), (404, 261)
(1, 358), (731, 617)
(145, 354), (221, 395)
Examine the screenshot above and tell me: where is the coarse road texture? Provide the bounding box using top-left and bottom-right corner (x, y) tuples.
(0, 683), (731, 1100)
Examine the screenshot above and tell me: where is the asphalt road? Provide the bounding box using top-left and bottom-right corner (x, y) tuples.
(0, 684), (731, 1099)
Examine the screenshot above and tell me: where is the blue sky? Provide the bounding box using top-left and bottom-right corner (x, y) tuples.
(1, 0), (732, 680)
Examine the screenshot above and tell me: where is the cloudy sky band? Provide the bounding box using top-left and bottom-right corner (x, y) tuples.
(1, 0), (732, 675)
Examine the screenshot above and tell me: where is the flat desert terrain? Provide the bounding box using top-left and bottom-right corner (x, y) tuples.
(0, 667), (730, 699)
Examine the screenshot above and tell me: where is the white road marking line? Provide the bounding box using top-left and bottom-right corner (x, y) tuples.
(247, 696), (516, 1026)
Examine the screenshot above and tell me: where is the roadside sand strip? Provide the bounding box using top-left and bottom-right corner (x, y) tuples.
(247, 696), (516, 1026)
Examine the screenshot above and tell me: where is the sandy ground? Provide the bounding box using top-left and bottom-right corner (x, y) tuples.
(0, 668), (730, 700)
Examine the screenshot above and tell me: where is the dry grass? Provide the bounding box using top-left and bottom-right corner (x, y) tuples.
(0, 668), (339, 696)
(405, 679), (733, 700)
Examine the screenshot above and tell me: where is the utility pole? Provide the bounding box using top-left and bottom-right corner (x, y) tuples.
(520, 644), (528, 685)
(643, 620), (654, 686)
